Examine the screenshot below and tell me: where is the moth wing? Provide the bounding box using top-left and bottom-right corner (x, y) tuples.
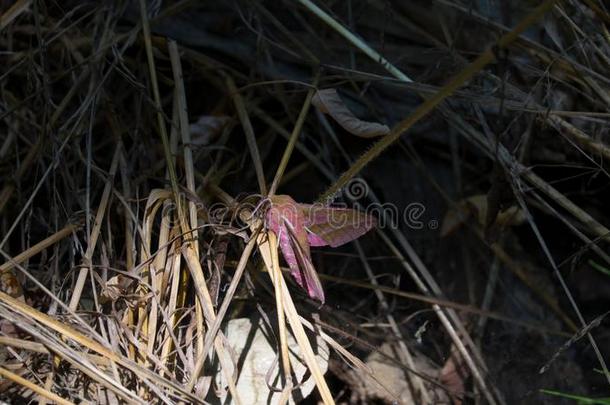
(276, 224), (300, 277)
(301, 204), (376, 248)
(286, 222), (325, 303)
(307, 232), (329, 247)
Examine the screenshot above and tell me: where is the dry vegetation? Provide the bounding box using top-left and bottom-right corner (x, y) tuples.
(1, 0), (610, 404)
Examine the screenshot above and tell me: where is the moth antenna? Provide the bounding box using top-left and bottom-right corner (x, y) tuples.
(238, 195), (269, 225)
(249, 196), (270, 219)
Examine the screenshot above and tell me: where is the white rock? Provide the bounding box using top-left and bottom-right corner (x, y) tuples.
(214, 317), (329, 405)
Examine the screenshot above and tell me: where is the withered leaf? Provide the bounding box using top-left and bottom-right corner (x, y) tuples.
(312, 89), (390, 138)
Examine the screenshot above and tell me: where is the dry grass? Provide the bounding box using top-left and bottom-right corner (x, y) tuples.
(1, 1), (610, 404)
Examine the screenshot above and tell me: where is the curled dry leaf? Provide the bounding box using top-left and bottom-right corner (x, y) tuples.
(312, 88), (390, 138)
(265, 195), (376, 303)
(102, 189), (172, 302)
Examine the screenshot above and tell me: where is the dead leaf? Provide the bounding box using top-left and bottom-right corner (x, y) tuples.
(312, 89), (390, 138)
(342, 342), (450, 404)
